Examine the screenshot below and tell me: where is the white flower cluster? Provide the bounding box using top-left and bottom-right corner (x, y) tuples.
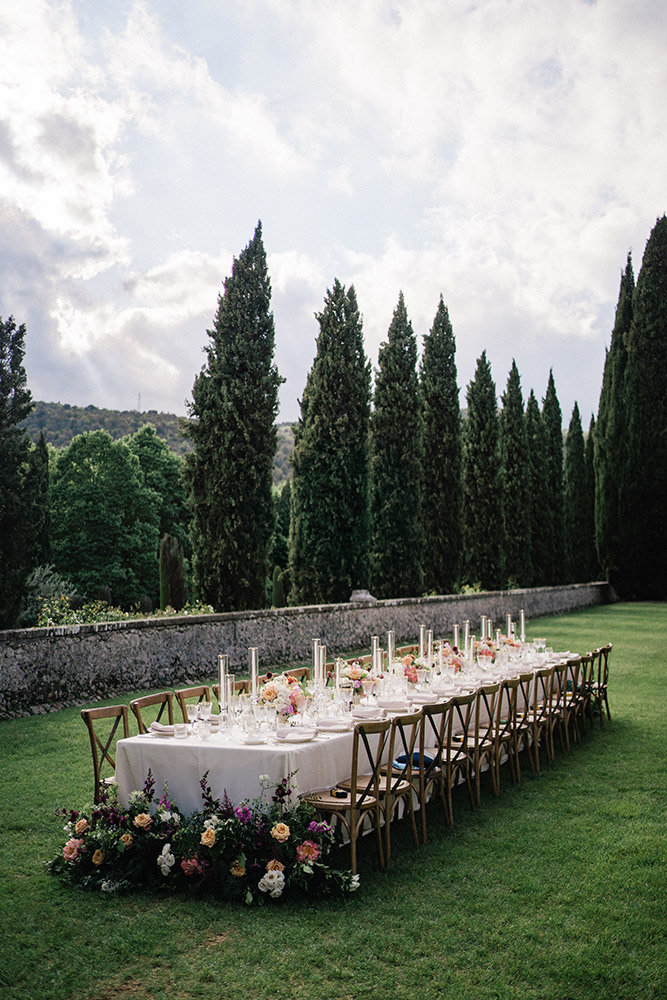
(257, 870), (285, 898)
(157, 843), (175, 876)
(348, 874), (361, 892)
(128, 790), (146, 806)
(203, 815), (220, 830)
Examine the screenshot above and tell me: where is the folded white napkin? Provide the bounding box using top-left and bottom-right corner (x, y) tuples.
(377, 698), (410, 712)
(351, 706), (387, 719)
(149, 721), (175, 734)
(409, 692), (439, 705)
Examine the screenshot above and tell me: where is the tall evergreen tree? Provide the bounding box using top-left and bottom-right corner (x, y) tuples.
(618, 216), (667, 598)
(0, 315), (36, 627)
(499, 360), (532, 586)
(419, 296), (462, 594)
(270, 479), (291, 579)
(369, 292), (423, 598)
(185, 223), (282, 611)
(525, 390), (551, 586)
(542, 370), (565, 584)
(584, 415), (599, 581)
(594, 253), (634, 582)
(563, 403), (588, 583)
(29, 430), (51, 566)
(462, 351), (504, 590)
(289, 280), (371, 604)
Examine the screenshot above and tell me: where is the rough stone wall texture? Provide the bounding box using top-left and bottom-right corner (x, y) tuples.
(0, 583), (613, 718)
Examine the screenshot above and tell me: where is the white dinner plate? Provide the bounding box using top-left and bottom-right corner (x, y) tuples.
(317, 721), (352, 732)
(276, 730), (318, 743)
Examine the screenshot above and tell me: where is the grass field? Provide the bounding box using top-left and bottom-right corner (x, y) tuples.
(0, 601), (665, 1000)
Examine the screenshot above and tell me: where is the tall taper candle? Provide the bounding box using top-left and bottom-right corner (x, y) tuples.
(464, 620), (470, 659)
(319, 644), (327, 686)
(506, 613), (512, 637)
(520, 609), (526, 643)
(387, 629), (395, 666)
(312, 639), (320, 684)
(419, 624), (426, 659)
(218, 654), (229, 711)
(427, 629), (433, 664)
(453, 624), (460, 650)
(249, 647), (259, 699)
(495, 628), (501, 648)
(481, 616), (487, 642)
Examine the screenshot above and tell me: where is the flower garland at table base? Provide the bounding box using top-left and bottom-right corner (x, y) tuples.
(49, 771), (360, 903)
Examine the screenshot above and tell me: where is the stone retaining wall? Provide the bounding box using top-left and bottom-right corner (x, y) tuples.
(0, 582), (613, 718)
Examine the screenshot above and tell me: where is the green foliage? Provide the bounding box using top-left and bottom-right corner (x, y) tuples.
(35, 594), (214, 626)
(524, 390), (551, 587)
(19, 563), (76, 627)
(0, 315), (40, 628)
(185, 223), (282, 611)
(584, 415), (599, 581)
(271, 565), (286, 608)
(21, 400), (193, 455)
(541, 370), (565, 584)
(419, 296), (463, 594)
(159, 534), (188, 611)
(594, 253), (634, 583)
(618, 216), (667, 598)
(499, 361), (532, 586)
(563, 403), (589, 583)
(462, 351), (504, 590)
(289, 280), (371, 604)
(50, 430), (160, 606)
(369, 292), (423, 598)
(273, 423), (294, 487)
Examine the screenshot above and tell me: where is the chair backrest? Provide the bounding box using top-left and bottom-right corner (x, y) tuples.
(597, 643), (612, 686)
(212, 678), (250, 712)
(565, 656), (583, 697)
(349, 720), (391, 809)
(550, 661), (569, 714)
(531, 666), (553, 725)
(174, 684), (212, 722)
(495, 676), (520, 743)
(420, 699), (454, 775)
(474, 683), (501, 746)
(130, 691), (174, 734)
(517, 671), (534, 717)
(285, 666), (310, 682)
(447, 691), (476, 769)
(578, 651), (595, 692)
(81, 705), (130, 803)
(386, 709), (422, 794)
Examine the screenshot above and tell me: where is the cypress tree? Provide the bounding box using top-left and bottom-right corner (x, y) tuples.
(185, 223), (282, 611)
(542, 370), (565, 584)
(525, 390), (551, 586)
(289, 281), (371, 604)
(584, 415), (599, 581)
(0, 315), (36, 627)
(618, 216), (667, 598)
(563, 403), (588, 583)
(462, 351), (504, 590)
(419, 296), (463, 594)
(369, 292), (423, 598)
(270, 479), (291, 582)
(499, 360), (532, 586)
(159, 533), (187, 611)
(594, 253), (634, 582)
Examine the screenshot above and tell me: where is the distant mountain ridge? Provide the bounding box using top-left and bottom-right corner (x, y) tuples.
(21, 401), (294, 486)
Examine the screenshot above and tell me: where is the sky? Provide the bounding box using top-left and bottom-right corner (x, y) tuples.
(1, 0), (666, 428)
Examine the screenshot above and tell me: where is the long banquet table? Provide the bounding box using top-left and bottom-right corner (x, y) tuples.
(115, 650), (575, 814)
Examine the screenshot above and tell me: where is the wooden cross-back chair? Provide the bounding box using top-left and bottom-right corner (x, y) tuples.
(521, 666), (553, 772)
(129, 691), (174, 734)
(419, 692), (476, 842)
(471, 682), (501, 805)
(492, 676), (521, 789)
(211, 678), (250, 713)
(576, 651), (596, 734)
(547, 660), (570, 758)
(174, 684), (212, 723)
(303, 719), (390, 875)
(81, 705), (130, 803)
(562, 656), (585, 746)
(591, 643), (612, 724)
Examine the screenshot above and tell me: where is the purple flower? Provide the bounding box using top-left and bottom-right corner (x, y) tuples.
(234, 805), (253, 824)
(308, 820), (332, 836)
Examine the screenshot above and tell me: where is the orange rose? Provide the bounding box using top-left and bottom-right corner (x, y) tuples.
(266, 859), (285, 872)
(230, 860), (246, 877)
(74, 818), (89, 836)
(120, 832), (133, 848)
(133, 813), (152, 829)
(92, 850), (104, 866)
(200, 827), (216, 848)
(270, 822), (290, 843)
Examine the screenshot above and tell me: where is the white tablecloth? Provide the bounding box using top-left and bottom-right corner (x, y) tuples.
(115, 728), (356, 813)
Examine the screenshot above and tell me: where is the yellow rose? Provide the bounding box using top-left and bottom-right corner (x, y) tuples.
(200, 827), (216, 848)
(75, 818), (89, 836)
(270, 822), (290, 843)
(230, 860), (246, 877)
(92, 850), (104, 866)
(120, 832), (133, 848)
(133, 813), (152, 829)
(348, 667), (362, 680)
(266, 859), (285, 872)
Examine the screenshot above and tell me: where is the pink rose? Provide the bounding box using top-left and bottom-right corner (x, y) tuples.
(296, 840), (320, 863)
(63, 837), (84, 862)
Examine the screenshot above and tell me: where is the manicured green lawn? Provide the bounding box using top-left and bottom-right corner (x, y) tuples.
(1, 602), (665, 1000)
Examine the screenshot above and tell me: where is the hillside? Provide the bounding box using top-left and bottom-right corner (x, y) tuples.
(21, 401), (294, 486)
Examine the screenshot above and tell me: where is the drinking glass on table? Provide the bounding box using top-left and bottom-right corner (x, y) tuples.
(199, 701), (212, 721)
(186, 704), (198, 733)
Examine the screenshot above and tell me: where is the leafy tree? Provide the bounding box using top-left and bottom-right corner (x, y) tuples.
(159, 534), (187, 611)
(563, 403), (588, 583)
(0, 315), (38, 628)
(594, 253), (634, 583)
(618, 216), (667, 598)
(584, 415), (599, 581)
(499, 361), (532, 586)
(185, 223), (282, 611)
(289, 281), (371, 604)
(542, 370), (565, 584)
(419, 296), (462, 594)
(50, 430), (160, 606)
(369, 293), (423, 598)
(524, 390), (551, 586)
(462, 351), (504, 590)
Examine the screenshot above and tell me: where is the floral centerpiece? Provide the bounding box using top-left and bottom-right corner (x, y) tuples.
(50, 772), (359, 903)
(257, 673), (308, 719)
(339, 660), (374, 690)
(438, 641), (463, 673)
(474, 639), (496, 664)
